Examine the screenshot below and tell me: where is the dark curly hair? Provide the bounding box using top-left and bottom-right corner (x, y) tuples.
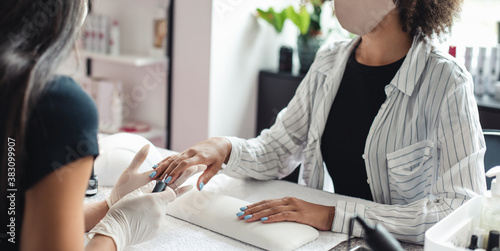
(396, 0), (463, 40)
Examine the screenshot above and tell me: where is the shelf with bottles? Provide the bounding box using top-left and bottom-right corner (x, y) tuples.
(82, 0), (169, 67)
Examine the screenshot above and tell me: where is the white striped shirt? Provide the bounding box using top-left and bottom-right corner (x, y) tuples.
(222, 36), (487, 244)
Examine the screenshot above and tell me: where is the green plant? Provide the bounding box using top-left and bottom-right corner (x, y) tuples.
(256, 0), (327, 37)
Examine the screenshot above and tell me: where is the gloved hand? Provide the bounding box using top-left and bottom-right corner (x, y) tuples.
(106, 144), (157, 207)
(167, 164), (207, 190)
(88, 181), (182, 251)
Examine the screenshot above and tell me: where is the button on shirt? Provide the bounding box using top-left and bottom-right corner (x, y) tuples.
(222, 36), (486, 244)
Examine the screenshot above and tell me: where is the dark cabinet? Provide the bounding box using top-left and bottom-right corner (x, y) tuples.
(476, 95), (500, 130)
(256, 70), (305, 136)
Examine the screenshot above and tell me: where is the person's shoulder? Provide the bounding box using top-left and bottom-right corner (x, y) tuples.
(40, 76), (97, 115)
(428, 46), (472, 85)
(34, 75), (98, 132)
(43, 75), (92, 102)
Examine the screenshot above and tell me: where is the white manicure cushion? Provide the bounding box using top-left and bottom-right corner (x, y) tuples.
(166, 190), (320, 251)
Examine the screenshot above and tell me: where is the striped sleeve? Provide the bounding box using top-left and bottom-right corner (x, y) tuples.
(221, 69), (317, 180)
(333, 79), (486, 244)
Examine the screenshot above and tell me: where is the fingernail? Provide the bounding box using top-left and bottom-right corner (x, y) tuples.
(165, 176), (172, 184)
(149, 171), (157, 178)
(152, 164), (158, 169)
(199, 182), (204, 191)
(236, 211), (245, 217)
(244, 215), (253, 220)
(240, 206), (247, 211)
(261, 217), (268, 221)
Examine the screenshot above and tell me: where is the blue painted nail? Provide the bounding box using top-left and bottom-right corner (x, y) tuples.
(261, 217), (268, 221)
(165, 176), (172, 184)
(149, 171), (157, 178)
(244, 215), (253, 220)
(152, 164), (158, 169)
(199, 182), (204, 191)
(236, 211), (245, 217)
(240, 206), (247, 211)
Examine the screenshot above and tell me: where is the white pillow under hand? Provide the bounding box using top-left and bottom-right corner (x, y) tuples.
(166, 190), (320, 251)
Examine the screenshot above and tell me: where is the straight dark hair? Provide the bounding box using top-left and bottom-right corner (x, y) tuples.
(0, 0), (86, 243)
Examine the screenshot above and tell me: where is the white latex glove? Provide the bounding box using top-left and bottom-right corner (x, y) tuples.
(106, 144), (157, 207)
(167, 164), (207, 190)
(89, 182), (180, 251)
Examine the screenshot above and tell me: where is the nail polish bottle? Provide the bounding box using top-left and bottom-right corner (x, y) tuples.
(152, 176), (167, 193)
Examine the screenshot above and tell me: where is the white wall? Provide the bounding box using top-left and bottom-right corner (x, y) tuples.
(208, 0), (301, 139)
(170, 0), (213, 151)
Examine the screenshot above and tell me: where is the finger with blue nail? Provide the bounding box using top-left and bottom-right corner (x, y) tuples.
(153, 137), (232, 193)
(237, 197), (335, 230)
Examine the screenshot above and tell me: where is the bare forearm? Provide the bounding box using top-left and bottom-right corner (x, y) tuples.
(85, 234), (116, 251)
(84, 201), (109, 232)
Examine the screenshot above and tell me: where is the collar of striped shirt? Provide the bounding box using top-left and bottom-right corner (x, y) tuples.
(315, 35), (432, 97)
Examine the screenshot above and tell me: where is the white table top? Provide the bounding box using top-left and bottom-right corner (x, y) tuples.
(84, 148), (369, 250)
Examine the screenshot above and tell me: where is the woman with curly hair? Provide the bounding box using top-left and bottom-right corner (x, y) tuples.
(152, 0), (486, 244)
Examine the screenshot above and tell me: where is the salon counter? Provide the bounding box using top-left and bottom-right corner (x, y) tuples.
(85, 148), (424, 251)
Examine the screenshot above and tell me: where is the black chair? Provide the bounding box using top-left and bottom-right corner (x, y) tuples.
(483, 130), (500, 190)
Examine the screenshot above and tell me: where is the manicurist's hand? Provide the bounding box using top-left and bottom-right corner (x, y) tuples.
(107, 144), (158, 207)
(236, 197), (336, 231)
(88, 182), (179, 251)
(152, 137), (231, 191)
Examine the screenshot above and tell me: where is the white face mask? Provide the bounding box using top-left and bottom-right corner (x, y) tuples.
(334, 0), (396, 35)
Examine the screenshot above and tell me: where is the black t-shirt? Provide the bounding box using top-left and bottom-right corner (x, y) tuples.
(321, 50), (405, 201)
(0, 76), (99, 249)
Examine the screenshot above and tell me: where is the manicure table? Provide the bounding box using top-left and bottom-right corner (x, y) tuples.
(85, 148), (424, 251)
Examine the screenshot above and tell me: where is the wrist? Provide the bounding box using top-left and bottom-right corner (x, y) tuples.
(87, 234), (117, 251)
(326, 206), (335, 231)
(215, 137), (232, 164)
(102, 199), (110, 211)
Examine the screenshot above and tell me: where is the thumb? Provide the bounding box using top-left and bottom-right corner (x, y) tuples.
(123, 181), (156, 200)
(138, 180), (156, 194)
(197, 164), (219, 191)
(175, 185), (193, 198)
(127, 144), (150, 172)
(151, 186), (177, 206)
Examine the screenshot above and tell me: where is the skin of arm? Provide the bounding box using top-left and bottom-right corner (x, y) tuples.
(84, 201), (109, 232)
(21, 156), (116, 251)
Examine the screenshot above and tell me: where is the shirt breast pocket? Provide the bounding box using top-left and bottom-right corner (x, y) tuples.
(386, 140), (435, 204)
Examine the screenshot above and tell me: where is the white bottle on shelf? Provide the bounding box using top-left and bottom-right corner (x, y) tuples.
(84, 15), (94, 52)
(476, 47), (487, 97)
(109, 20), (120, 56)
(91, 15), (100, 53)
(479, 166), (500, 247)
(150, 0), (167, 57)
(98, 15), (109, 54)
